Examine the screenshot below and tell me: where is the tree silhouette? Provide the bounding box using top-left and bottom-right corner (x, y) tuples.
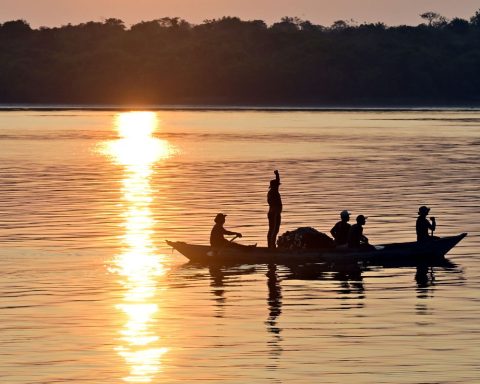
(420, 12), (447, 27)
(0, 10), (479, 105)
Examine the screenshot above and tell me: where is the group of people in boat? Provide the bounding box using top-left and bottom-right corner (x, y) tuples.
(210, 170), (437, 250)
(330, 210), (371, 249)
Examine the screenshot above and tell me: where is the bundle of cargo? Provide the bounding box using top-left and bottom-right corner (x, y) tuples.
(277, 227), (335, 250)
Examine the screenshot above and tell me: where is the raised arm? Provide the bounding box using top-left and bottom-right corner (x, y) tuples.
(274, 170), (280, 184)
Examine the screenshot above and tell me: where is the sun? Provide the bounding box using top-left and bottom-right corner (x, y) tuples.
(100, 111), (175, 167)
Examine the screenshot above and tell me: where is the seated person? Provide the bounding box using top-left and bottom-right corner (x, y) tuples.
(416, 205), (436, 242)
(330, 210), (351, 246)
(210, 213), (252, 250)
(348, 215), (373, 250)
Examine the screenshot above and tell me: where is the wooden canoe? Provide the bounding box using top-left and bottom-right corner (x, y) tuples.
(166, 233), (467, 266)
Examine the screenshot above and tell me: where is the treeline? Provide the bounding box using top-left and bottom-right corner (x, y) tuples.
(1, 11), (480, 105)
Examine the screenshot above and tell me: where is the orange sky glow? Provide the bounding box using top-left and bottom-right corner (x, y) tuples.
(1, 0), (479, 28)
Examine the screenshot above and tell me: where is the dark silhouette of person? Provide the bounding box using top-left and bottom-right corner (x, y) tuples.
(210, 213), (243, 248)
(330, 210), (351, 246)
(267, 170), (282, 249)
(416, 205), (436, 242)
(210, 213), (254, 251)
(347, 215), (371, 249)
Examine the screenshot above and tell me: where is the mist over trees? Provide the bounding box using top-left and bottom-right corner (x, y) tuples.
(1, 11), (480, 105)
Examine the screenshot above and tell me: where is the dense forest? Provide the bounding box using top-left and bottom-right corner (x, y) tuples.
(1, 10), (480, 105)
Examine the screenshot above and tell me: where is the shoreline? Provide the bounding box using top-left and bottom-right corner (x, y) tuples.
(2, 104), (480, 112)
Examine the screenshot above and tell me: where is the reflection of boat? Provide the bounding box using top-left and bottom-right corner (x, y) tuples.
(166, 233), (466, 265)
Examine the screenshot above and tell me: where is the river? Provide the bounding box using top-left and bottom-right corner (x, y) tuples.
(0, 109), (479, 383)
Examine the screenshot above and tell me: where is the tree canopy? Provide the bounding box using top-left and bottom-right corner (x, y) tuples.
(1, 11), (480, 105)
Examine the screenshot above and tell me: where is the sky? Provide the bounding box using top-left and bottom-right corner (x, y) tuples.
(0, 0), (479, 28)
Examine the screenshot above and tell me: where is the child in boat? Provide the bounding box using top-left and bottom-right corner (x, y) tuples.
(416, 206), (436, 241)
(330, 210), (351, 246)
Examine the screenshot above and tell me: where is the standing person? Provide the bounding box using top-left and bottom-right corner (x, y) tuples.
(267, 170), (282, 249)
(416, 205), (436, 242)
(330, 210), (351, 246)
(347, 215), (370, 249)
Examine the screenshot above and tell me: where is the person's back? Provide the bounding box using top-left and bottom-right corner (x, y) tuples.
(331, 221), (351, 245)
(331, 210), (351, 246)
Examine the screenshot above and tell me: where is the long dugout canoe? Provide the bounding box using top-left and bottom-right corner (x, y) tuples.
(166, 233), (467, 266)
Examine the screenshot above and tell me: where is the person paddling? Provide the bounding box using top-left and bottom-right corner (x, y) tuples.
(330, 210), (351, 246)
(210, 213), (252, 250)
(416, 205), (436, 242)
(267, 170), (282, 249)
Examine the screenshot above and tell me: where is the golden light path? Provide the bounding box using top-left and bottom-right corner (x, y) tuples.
(103, 112), (174, 383)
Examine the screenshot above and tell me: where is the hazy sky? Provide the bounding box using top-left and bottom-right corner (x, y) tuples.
(1, 0), (479, 28)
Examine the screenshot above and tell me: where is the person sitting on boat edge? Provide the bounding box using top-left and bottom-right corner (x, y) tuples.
(416, 205), (437, 242)
(267, 170), (282, 249)
(330, 210), (351, 246)
(210, 213), (252, 250)
(347, 215), (374, 250)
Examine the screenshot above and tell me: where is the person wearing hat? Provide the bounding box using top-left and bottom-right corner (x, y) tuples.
(416, 205), (436, 242)
(210, 213), (244, 249)
(330, 210), (351, 246)
(347, 215), (370, 249)
(267, 170), (282, 249)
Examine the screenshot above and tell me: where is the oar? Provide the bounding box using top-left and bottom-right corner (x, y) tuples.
(229, 235), (239, 242)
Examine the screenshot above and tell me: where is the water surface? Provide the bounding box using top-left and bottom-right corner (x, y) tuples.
(0, 110), (479, 383)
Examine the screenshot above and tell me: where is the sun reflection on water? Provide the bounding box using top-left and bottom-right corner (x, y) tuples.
(103, 112), (173, 382)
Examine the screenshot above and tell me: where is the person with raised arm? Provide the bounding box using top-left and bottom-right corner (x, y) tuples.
(267, 170), (282, 249)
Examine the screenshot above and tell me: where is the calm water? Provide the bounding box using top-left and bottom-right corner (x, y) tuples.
(0, 109), (479, 383)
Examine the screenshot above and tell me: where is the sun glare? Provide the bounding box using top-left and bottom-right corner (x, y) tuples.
(103, 111), (171, 382)
(117, 112), (157, 139)
(102, 111), (174, 167)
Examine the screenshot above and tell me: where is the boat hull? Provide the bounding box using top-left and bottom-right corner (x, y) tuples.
(166, 233), (467, 266)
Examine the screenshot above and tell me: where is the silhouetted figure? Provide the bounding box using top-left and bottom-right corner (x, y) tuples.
(330, 210), (351, 246)
(416, 205), (436, 242)
(348, 215), (371, 249)
(210, 213), (245, 250)
(267, 170), (282, 249)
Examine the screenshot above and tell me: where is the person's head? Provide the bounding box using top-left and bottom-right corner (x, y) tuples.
(340, 210), (350, 221)
(356, 215), (367, 225)
(418, 205), (430, 216)
(214, 213), (227, 224)
(269, 179), (280, 189)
